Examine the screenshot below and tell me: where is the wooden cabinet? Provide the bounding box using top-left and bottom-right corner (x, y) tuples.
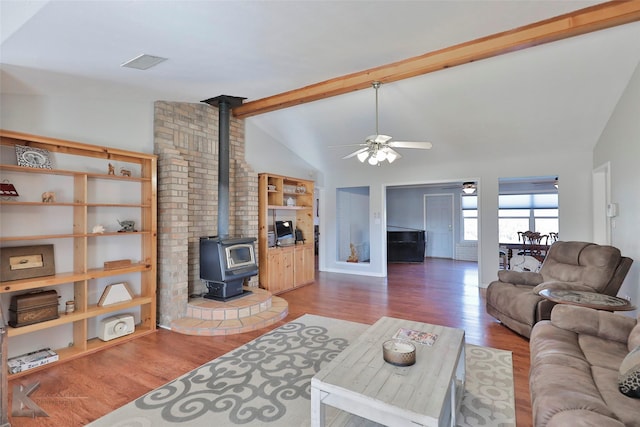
(266, 248), (294, 294)
(258, 173), (314, 294)
(294, 244), (315, 285)
(0, 130), (157, 379)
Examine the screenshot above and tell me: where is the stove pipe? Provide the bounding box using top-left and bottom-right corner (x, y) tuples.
(202, 95), (246, 237)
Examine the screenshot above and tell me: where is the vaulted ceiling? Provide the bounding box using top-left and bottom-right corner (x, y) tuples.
(2, 1), (640, 171)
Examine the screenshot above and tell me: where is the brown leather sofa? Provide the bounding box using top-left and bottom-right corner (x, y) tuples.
(486, 241), (633, 338)
(530, 305), (640, 426)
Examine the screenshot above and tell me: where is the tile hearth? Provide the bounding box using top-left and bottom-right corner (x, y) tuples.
(170, 287), (288, 336)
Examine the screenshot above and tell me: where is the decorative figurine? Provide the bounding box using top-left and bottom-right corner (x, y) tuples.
(41, 191), (56, 203)
(117, 220), (136, 232)
(108, 163), (115, 175)
(92, 224), (105, 234)
(347, 243), (359, 263)
(120, 168), (131, 177)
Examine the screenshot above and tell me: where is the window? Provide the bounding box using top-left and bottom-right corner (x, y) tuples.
(462, 195), (477, 241)
(498, 194), (558, 243)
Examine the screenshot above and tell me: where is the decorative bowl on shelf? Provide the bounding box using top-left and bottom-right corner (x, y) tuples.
(283, 184), (296, 193)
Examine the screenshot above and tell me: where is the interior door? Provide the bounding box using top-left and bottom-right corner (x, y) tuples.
(424, 194), (454, 258)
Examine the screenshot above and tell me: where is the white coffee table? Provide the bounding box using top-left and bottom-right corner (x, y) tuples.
(311, 316), (465, 427)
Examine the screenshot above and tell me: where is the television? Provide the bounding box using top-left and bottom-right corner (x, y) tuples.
(275, 220), (295, 245)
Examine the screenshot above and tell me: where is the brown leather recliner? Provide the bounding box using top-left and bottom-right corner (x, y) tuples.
(486, 241), (633, 338)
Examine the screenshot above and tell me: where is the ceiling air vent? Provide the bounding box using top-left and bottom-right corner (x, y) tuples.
(120, 54), (167, 70)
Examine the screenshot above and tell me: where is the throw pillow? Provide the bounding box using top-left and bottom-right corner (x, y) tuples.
(619, 345), (640, 398)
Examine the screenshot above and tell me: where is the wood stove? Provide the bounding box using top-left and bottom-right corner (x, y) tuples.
(199, 95), (257, 301)
(199, 236), (258, 301)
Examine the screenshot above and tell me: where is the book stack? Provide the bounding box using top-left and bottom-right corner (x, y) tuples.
(8, 348), (59, 374)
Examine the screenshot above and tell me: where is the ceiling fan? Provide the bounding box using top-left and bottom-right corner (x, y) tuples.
(343, 81), (433, 165)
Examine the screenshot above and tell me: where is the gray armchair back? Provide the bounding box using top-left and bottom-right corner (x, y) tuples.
(540, 241), (632, 294)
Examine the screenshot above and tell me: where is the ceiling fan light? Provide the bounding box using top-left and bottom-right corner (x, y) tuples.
(375, 150), (386, 161)
(462, 181), (476, 194)
(368, 156), (378, 165)
(357, 151), (369, 162)
(386, 151), (399, 163)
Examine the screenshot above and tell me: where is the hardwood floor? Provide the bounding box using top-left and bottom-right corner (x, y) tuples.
(7, 258), (532, 426)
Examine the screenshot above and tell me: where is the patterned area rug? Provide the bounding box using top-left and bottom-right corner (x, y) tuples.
(88, 315), (514, 427)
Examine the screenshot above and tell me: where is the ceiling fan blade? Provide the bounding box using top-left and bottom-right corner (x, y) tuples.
(342, 147), (369, 159)
(388, 141), (433, 149)
(328, 143), (367, 149)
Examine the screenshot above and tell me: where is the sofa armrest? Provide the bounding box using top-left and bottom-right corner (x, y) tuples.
(497, 269), (543, 286)
(550, 304), (637, 344)
(532, 281), (595, 294)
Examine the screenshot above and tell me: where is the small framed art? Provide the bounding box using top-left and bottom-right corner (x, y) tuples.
(15, 145), (52, 169)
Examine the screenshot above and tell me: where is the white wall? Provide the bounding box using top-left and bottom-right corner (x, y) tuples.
(245, 121), (318, 182)
(1, 94), (318, 184)
(594, 60), (640, 312)
(320, 150), (593, 286)
(1, 94), (154, 153)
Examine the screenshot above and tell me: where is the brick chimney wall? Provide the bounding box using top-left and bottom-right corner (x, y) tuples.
(153, 101), (258, 328)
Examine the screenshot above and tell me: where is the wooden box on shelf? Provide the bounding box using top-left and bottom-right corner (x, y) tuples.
(0, 129), (157, 379)
(258, 173), (315, 294)
(8, 290), (59, 328)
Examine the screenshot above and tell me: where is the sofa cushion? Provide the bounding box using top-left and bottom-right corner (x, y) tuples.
(530, 362), (617, 426)
(580, 334), (629, 371)
(530, 321), (589, 369)
(619, 345), (640, 399)
(592, 365), (640, 426)
(544, 411), (625, 427)
(486, 282), (542, 329)
(550, 305), (635, 345)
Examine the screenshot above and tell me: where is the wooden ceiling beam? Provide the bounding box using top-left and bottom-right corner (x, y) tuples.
(232, 1), (640, 119)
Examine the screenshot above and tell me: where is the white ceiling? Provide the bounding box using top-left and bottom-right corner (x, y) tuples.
(2, 1), (640, 171)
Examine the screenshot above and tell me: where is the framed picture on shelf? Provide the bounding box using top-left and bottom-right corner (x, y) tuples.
(15, 145), (52, 169)
(0, 244), (55, 281)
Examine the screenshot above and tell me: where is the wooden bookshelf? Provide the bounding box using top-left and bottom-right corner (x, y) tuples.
(0, 130), (157, 379)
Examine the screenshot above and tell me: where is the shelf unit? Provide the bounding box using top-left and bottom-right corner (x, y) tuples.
(0, 129), (157, 379)
(258, 173), (315, 294)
